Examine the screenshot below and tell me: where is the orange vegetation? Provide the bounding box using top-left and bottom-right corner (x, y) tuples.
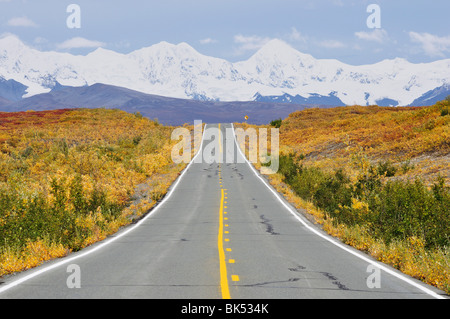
(237, 100), (450, 294)
(0, 108), (189, 277)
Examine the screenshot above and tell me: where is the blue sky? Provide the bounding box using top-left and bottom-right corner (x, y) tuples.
(1, 0), (450, 65)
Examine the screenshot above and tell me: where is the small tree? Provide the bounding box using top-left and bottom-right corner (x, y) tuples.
(270, 118), (282, 128)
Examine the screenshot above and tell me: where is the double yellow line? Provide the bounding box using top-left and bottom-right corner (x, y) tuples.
(218, 187), (230, 299)
(217, 123), (231, 299)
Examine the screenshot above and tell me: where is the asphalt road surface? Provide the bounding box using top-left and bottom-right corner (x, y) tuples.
(0, 123), (447, 299)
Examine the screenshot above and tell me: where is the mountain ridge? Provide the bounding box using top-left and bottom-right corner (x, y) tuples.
(1, 35), (450, 107)
(0, 82), (330, 125)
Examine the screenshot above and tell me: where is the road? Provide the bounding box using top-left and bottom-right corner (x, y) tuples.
(0, 123), (447, 299)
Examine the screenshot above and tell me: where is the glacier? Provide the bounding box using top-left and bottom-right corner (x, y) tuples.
(1, 35), (450, 106)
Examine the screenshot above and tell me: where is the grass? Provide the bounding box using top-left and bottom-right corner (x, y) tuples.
(0, 108), (191, 277)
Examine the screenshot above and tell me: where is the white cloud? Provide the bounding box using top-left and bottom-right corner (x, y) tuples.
(57, 37), (105, 50)
(288, 27), (307, 43)
(34, 37), (48, 44)
(409, 32), (450, 57)
(199, 38), (218, 45)
(355, 29), (388, 43)
(233, 34), (273, 55)
(318, 39), (345, 49)
(7, 16), (38, 27)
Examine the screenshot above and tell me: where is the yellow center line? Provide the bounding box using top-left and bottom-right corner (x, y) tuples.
(218, 188), (231, 299)
(217, 135), (232, 298)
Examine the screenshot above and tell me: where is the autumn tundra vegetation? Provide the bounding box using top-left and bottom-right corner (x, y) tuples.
(238, 98), (450, 294)
(0, 100), (448, 295)
(0, 108), (192, 277)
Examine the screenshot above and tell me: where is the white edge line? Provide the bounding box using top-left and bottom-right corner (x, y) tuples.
(231, 123), (445, 300)
(0, 124), (208, 295)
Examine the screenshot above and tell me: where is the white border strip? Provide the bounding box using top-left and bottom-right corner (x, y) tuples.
(0, 124), (207, 296)
(231, 123), (445, 299)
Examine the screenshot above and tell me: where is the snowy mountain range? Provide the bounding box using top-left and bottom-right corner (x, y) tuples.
(1, 34), (450, 107)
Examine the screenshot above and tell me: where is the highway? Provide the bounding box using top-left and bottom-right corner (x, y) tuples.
(0, 123), (446, 299)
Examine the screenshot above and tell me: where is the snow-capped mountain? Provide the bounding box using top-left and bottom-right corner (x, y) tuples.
(1, 35), (450, 106)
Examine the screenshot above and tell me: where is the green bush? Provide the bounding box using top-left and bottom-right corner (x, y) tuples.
(278, 154), (301, 183)
(376, 160), (397, 177)
(313, 169), (353, 221)
(0, 174), (123, 252)
(366, 178), (450, 247)
(270, 118), (282, 128)
(277, 152), (450, 249)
